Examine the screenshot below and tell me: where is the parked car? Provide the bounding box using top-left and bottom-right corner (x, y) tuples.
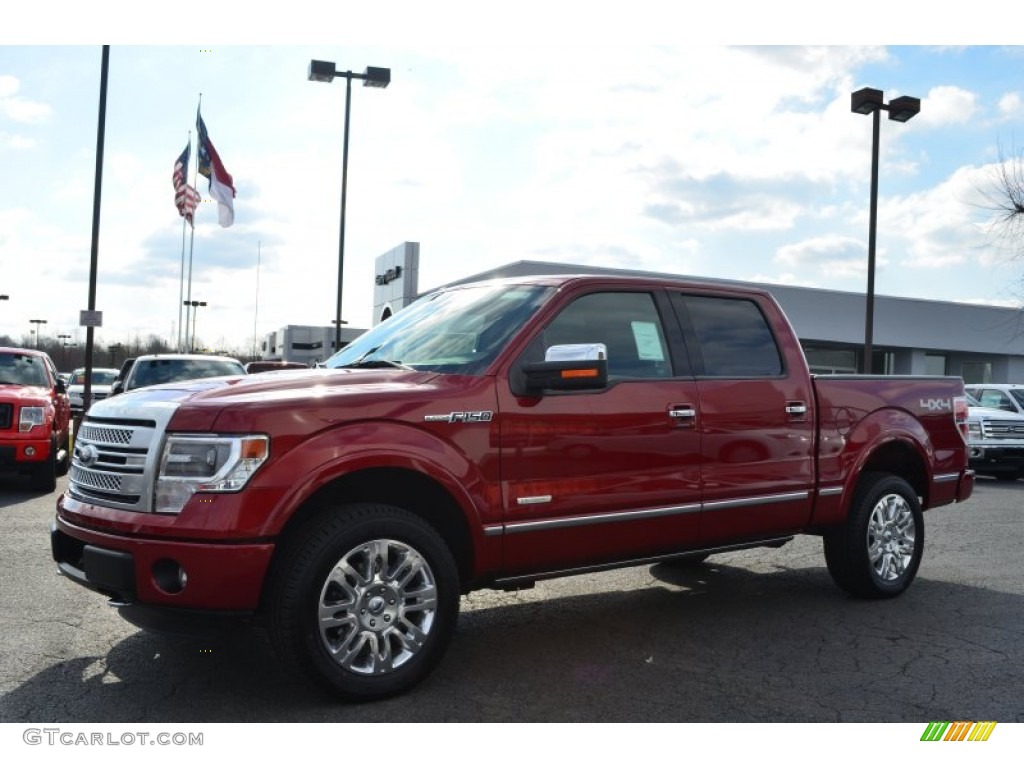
(67, 366), (120, 417)
(964, 384), (1024, 416)
(110, 353), (246, 395)
(0, 347), (71, 491)
(55, 275), (973, 701)
(965, 392), (1024, 481)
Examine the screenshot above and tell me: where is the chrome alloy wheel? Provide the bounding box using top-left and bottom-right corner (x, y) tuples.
(866, 493), (917, 583)
(317, 538), (439, 676)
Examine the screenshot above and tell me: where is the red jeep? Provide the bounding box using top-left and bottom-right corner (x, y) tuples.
(0, 347), (71, 491)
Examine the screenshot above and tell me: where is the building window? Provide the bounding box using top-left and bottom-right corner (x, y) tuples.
(925, 353), (947, 376)
(803, 346), (858, 375)
(961, 361), (991, 384)
(292, 341), (324, 351)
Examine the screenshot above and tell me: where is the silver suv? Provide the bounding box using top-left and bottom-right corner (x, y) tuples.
(111, 354), (246, 395)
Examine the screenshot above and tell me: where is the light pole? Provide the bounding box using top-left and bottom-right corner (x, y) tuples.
(851, 87), (921, 374)
(29, 318), (47, 348)
(308, 59), (390, 353)
(184, 300), (206, 352)
(57, 333), (72, 369)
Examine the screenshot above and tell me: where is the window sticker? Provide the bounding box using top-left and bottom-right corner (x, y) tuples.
(631, 321), (665, 361)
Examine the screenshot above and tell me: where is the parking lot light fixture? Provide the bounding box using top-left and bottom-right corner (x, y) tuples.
(851, 87), (921, 374)
(308, 59), (391, 352)
(29, 318), (47, 348)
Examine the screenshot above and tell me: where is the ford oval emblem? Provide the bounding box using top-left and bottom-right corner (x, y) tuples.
(76, 444), (99, 467)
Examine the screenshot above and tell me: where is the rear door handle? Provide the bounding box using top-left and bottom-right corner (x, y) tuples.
(669, 405), (697, 425)
(786, 402), (808, 416)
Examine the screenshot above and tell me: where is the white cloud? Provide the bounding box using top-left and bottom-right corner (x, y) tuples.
(997, 92), (1024, 121)
(0, 73), (52, 123)
(918, 85), (978, 127)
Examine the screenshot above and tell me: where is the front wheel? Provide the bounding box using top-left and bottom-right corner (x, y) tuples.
(823, 473), (923, 599)
(266, 503), (460, 701)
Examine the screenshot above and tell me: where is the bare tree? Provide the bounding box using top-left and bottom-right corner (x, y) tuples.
(981, 141), (1024, 261)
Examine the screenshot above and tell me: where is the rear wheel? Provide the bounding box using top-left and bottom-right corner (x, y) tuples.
(824, 472), (923, 599)
(266, 503), (460, 701)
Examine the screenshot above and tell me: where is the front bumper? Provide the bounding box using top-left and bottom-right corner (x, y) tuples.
(968, 445), (1024, 475)
(0, 438), (53, 468)
(51, 514), (275, 612)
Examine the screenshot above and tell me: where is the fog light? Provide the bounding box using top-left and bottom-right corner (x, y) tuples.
(152, 559), (188, 594)
(25, 446), (35, 457)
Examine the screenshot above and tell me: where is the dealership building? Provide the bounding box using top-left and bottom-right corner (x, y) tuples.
(261, 242), (1024, 383)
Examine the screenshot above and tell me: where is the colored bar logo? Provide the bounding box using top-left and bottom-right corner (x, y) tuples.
(921, 721), (997, 742)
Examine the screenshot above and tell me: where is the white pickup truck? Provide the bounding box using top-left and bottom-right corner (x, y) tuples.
(965, 393), (1024, 481)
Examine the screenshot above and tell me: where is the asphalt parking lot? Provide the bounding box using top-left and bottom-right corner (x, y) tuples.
(0, 475), (1021, 723)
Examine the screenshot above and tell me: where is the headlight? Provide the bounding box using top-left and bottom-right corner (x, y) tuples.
(19, 406), (45, 432)
(967, 422), (982, 438)
(154, 434), (269, 514)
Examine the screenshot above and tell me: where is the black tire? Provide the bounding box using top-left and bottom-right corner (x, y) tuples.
(824, 472), (923, 599)
(56, 430), (71, 477)
(30, 437), (58, 493)
(992, 471), (1019, 482)
(266, 502), (460, 701)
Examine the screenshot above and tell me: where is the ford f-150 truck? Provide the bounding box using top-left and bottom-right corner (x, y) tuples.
(1, 347), (71, 492)
(52, 275), (974, 701)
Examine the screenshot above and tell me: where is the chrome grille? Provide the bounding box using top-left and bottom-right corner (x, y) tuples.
(71, 466), (122, 491)
(69, 416), (161, 510)
(78, 424), (133, 445)
(982, 419), (1024, 440)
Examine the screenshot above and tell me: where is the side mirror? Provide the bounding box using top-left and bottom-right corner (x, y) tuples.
(54, 379), (67, 394)
(521, 358), (608, 394)
(519, 344), (609, 395)
(110, 380), (124, 396)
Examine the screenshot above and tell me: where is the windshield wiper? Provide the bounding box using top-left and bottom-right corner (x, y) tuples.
(339, 346), (412, 370)
(344, 359), (413, 370)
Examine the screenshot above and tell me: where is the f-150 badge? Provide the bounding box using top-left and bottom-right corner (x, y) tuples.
(424, 411), (494, 423)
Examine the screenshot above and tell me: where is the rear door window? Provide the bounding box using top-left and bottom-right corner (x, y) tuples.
(680, 294), (783, 377)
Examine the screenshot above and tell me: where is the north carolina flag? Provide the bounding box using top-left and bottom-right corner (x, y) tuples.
(196, 109), (237, 227)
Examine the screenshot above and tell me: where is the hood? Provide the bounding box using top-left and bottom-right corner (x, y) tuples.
(86, 367), (447, 429)
(0, 383), (54, 402)
(967, 404), (1024, 422)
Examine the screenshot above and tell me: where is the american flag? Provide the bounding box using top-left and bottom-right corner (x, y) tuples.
(173, 142), (199, 225)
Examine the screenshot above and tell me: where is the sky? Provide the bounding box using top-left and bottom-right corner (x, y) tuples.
(3, 5), (1024, 356)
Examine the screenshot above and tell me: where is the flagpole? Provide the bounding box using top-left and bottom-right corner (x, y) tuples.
(177, 130), (191, 351)
(185, 93), (202, 351)
(252, 240), (261, 361)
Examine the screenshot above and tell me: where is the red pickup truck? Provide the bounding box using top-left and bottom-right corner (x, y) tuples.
(1, 346), (71, 492)
(53, 275), (974, 700)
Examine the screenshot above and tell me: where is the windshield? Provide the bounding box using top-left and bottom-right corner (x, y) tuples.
(127, 358), (246, 389)
(0, 352), (48, 387)
(70, 369), (118, 386)
(325, 283), (553, 375)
